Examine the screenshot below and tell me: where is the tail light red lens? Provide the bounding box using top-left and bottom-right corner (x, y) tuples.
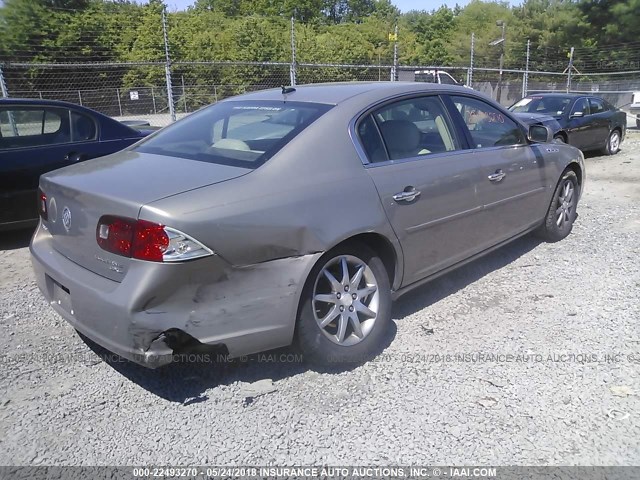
(96, 216), (169, 262)
(38, 188), (48, 221)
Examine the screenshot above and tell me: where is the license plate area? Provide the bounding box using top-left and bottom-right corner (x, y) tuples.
(49, 275), (74, 316)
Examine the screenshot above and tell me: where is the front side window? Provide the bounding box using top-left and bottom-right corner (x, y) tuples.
(571, 98), (590, 116)
(0, 107), (71, 149)
(452, 95), (525, 148)
(589, 98), (605, 114)
(136, 101), (331, 169)
(365, 95), (458, 161)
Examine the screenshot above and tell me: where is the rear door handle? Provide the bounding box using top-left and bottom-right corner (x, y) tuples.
(393, 188), (421, 202)
(487, 170), (506, 182)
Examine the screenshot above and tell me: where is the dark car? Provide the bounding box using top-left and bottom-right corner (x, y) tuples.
(0, 98), (152, 231)
(509, 93), (626, 155)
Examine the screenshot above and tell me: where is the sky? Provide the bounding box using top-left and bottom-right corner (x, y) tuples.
(165, 0), (476, 13)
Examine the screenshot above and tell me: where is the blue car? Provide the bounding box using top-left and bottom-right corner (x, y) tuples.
(0, 98), (153, 231)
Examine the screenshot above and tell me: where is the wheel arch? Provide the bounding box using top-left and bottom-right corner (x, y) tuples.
(329, 232), (401, 291)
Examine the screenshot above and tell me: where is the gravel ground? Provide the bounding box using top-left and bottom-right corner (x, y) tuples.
(1, 131), (639, 466)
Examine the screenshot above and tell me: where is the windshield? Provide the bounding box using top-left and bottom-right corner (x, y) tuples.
(135, 100), (332, 169)
(510, 96), (572, 116)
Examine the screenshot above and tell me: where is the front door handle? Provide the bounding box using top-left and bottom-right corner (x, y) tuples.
(393, 188), (421, 202)
(487, 170), (506, 182)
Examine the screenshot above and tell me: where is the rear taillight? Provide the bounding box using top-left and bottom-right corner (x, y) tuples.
(96, 216), (212, 263)
(38, 188), (48, 221)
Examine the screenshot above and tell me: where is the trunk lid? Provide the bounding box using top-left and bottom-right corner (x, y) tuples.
(40, 151), (250, 281)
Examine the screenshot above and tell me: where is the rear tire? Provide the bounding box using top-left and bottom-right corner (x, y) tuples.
(296, 242), (392, 366)
(535, 170), (579, 242)
(602, 129), (621, 155)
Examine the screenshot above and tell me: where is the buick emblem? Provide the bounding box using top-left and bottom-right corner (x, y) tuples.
(62, 207), (72, 231)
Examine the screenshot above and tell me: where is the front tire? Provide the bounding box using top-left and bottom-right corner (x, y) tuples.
(535, 170), (579, 242)
(296, 243), (392, 366)
(602, 129), (621, 155)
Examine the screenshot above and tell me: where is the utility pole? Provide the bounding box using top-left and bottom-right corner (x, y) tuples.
(162, 7), (176, 123)
(390, 24), (398, 82)
(566, 47), (575, 93)
(496, 20), (506, 103)
(290, 15), (297, 87)
(523, 39), (530, 97)
(468, 33), (475, 87)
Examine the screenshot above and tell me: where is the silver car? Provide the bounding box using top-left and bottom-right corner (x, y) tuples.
(30, 83), (585, 368)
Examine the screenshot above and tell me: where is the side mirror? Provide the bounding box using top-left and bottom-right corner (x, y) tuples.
(528, 124), (553, 143)
(570, 111), (584, 118)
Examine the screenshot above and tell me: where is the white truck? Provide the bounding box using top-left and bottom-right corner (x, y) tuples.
(630, 91), (640, 129)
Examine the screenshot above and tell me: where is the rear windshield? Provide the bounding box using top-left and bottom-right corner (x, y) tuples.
(135, 100), (332, 169)
(510, 96), (572, 115)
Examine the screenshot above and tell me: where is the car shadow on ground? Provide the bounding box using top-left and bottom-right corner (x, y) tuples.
(86, 234), (542, 404)
(0, 228), (34, 250)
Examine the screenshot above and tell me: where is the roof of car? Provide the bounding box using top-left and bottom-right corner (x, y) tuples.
(526, 92), (599, 99)
(225, 82), (473, 105)
(0, 97), (119, 118)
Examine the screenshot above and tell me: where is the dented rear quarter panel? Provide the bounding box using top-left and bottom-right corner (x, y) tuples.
(139, 96), (405, 289)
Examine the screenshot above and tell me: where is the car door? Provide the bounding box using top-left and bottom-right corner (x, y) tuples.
(0, 106), (100, 226)
(447, 95), (549, 246)
(356, 94), (487, 286)
(587, 97), (611, 148)
(565, 97), (591, 149)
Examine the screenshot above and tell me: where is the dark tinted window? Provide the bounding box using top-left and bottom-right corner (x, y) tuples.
(71, 111), (97, 141)
(452, 95), (525, 148)
(136, 101), (331, 169)
(415, 72), (436, 83)
(357, 115), (387, 163)
(571, 98), (589, 116)
(510, 96), (572, 115)
(589, 98), (605, 114)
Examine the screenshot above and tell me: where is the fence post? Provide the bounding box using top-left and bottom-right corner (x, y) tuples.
(0, 64), (9, 97)
(468, 33), (475, 88)
(181, 75), (187, 112)
(566, 47), (574, 93)
(116, 88), (123, 116)
(78, 90), (83, 106)
(162, 7), (176, 123)
(151, 87), (157, 114)
(391, 24), (398, 82)
(523, 39), (530, 97)
(289, 16), (297, 86)
(213, 85), (218, 103)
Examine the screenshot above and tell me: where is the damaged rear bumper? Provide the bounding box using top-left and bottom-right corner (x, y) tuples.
(30, 223), (322, 368)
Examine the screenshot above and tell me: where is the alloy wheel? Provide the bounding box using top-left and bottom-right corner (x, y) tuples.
(555, 179), (575, 229)
(312, 255), (379, 346)
(609, 131), (620, 153)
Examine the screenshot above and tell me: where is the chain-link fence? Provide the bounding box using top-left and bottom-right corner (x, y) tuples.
(1, 8), (638, 127)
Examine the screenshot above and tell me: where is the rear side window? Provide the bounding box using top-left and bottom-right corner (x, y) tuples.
(136, 101), (332, 169)
(589, 98), (605, 114)
(362, 95), (458, 161)
(0, 107), (71, 149)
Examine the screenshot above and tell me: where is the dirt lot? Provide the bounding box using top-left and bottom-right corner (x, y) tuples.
(0, 130), (639, 466)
